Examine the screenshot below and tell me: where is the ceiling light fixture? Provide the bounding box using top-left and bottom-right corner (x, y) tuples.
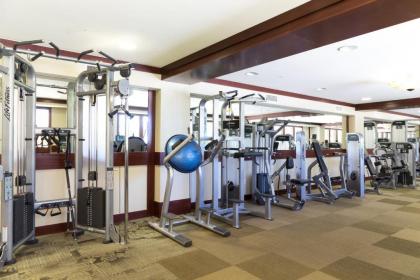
(316, 87), (327, 91)
(118, 41), (137, 51)
(245, 71), (259, 76)
(337, 45), (358, 52)
(361, 97), (372, 101)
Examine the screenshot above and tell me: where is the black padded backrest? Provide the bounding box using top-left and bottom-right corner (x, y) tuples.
(128, 137), (147, 152)
(364, 156), (377, 176)
(285, 157), (294, 169)
(312, 142), (328, 173)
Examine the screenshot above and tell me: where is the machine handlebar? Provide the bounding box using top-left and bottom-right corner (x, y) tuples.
(163, 134), (194, 164)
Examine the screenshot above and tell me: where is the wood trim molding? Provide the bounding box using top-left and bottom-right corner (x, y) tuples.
(382, 110), (420, 119)
(246, 111), (320, 121)
(161, 0), (341, 83)
(356, 98), (420, 111)
(147, 90), (157, 216)
(36, 97), (67, 105)
(209, 79), (354, 107)
(0, 38), (160, 74)
(272, 148), (347, 159)
(35, 210), (148, 236)
(161, 0), (420, 83)
(34, 152), (162, 170)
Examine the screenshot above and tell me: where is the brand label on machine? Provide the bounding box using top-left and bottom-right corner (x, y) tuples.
(2, 227), (7, 243)
(106, 169), (114, 190)
(3, 87), (11, 121)
(4, 173), (12, 201)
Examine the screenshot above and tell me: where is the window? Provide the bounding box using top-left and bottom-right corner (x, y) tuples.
(116, 113), (148, 143)
(325, 128), (342, 143)
(114, 87), (150, 145)
(324, 129), (330, 143)
(284, 126), (294, 136)
(36, 107), (51, 128)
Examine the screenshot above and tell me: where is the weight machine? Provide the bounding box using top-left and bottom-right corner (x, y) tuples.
(364, 121), (378, 150)
(74, 64), (132, 244)
(252, 119), (305, 210)
(0, 41), (40, 266)
(213, 91), (274, 229)
(305, 134), (363, 203)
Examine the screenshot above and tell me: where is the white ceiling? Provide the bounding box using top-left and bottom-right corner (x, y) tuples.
(0, 0), (308, 67)
(220, 18), (420, 105)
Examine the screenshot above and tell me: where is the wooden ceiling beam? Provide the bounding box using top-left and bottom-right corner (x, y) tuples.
(355, 98), (420, 111)
(162, 0), (420, 84)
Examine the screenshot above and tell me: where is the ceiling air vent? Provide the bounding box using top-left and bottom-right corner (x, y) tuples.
(265, 95), (277, 102)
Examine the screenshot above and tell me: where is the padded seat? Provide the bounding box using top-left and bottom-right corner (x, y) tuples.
(290, 178), (311, 185)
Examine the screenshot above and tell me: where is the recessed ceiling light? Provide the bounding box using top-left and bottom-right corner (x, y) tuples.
(316, 87), (327, 91)
(337, 45), (358, 52)
(361, 97), (372, 101)
(245, 71), (259, 76)
(118, 41), (137, 51)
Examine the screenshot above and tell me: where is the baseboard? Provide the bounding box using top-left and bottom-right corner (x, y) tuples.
(150, 195), (254, 217)
(113, 210), (149, 224)
(35, 222), (68, 236)
(35, 210), (149, 236)
(151, 198), (192, 217)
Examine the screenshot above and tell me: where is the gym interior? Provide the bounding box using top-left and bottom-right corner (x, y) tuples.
(1, 1), (420, 279)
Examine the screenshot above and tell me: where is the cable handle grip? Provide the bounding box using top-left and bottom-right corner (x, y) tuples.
(30, 51), (44, 62)
(49, 42), (60, 57)
(77, 49), (94, 61)
(50, 206), (62, 216)
(13, 39), (44, 50)
(108, 109), (119, 119)
(35, 209), (48, 216)
(99, 51), (117, 66)
(239, 93), (255, 100)
(163, 134), (194, 164)
(123, 108), (134, 119)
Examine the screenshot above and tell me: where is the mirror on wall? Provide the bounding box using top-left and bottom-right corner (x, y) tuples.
(36, 74), (74, 129)
(34, 61), (151, 153)
(190, 93), (346, 150)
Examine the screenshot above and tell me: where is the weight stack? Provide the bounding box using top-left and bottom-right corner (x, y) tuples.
(221, 182), (240, 207)
(23, 192), (35, 237)
(77, 188), (106, 229)
(13, 195), (25, 246)
(13, 192), (35, 246)
(256, 173), (271, 205)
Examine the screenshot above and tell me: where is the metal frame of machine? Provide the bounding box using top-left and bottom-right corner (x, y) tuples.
(148, 134), (230, 247)
(0, 41), (39, 267)
(252, 119), (305, 210)
(211, 91), (273, 228)
(74, 64), (132, 244)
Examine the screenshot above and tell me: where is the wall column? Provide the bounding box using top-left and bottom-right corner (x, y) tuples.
(348, 111), (365, 134)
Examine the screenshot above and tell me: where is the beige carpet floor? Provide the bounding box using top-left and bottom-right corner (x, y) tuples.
(2, 187), (420, 279)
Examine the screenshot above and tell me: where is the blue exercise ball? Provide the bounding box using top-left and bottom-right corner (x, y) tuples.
(165, 134), (202, 173)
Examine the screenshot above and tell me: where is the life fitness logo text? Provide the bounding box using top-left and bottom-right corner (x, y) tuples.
(3, 87), (10, 121)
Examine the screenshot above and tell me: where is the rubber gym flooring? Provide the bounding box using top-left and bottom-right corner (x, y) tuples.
(3, 187), (420, 279)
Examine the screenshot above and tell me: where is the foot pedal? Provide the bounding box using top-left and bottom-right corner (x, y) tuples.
(164, 212), (178, 220)
(229, 199), (244, 204)
(213, 226), (230, 237)
(199, 207), (215, 214)
(174, 234), (192, 247)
